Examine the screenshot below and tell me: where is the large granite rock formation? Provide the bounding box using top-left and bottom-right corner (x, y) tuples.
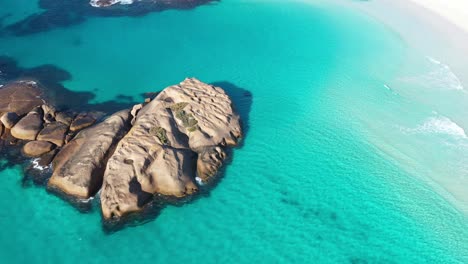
(101, 78), (241, 219)
(0, 78), (242, 225)
(48, 110), (133, 199)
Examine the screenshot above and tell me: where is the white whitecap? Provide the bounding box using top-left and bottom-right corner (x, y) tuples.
(195, 176), (204, 186)
(90, 0), (135, 7)
(401, 115), (466, 138)
(424, 56), (464, 90)
(31, 158), (50, 171)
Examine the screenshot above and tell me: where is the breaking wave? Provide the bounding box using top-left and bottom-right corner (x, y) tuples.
(400, 115), (467, 138)
(424, 56), (464, 90)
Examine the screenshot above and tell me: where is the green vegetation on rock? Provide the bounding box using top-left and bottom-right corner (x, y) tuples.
(150, 126), (170, 145)
(170, 103), (198, 132)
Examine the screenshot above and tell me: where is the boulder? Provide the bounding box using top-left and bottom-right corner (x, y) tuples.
(23, 141), (55, 157)
(48, 110), (132, 199)
(69, 113), (96, 132)
(0, 80), (46, 116)
(11, 110), (44, 140)
(37, 122), (69, 146)
(0, 112), (20, 129)
(55, 111), (74, 126)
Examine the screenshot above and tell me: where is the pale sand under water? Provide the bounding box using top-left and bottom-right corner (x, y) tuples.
(336, 0), (468, 214)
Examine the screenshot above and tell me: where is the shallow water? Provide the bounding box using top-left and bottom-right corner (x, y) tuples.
(0, 0), (467, 263)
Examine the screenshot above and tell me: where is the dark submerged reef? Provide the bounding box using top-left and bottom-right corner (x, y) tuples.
(2, 0), (219, 36)
(0, 56), (140, 113)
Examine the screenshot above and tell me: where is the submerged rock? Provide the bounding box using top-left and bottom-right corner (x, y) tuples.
(0, 80), (46, 116)
(48, 110), (133, 199)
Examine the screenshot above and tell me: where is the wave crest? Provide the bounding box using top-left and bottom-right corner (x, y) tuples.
(401, 115), (466, 138)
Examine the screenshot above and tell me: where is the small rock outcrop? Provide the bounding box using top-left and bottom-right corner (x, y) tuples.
(11, 109), (44, 140)
(0, 78), (243, 226)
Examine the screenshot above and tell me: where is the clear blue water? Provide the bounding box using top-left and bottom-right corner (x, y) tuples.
(0, 0), (467, 263)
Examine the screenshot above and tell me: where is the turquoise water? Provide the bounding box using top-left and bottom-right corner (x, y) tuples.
(0, 0), (467, 263)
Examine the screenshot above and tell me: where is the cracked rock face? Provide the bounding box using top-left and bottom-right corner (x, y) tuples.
(0, 78), (242, 225)
(48, 110), (133, 199)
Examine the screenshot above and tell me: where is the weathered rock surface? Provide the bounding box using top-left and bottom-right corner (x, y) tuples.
(196, 146), (227, 183)
(69, 112), (97, 132)
(48, 110), (133, 199)
(23, 141), (55, 157)
(100, 78), (242, 219)
(37, 122), (69, 147)
(55, 111), (74, 126)
(11, 109), (44, 140)
(0, 80), (46, 116)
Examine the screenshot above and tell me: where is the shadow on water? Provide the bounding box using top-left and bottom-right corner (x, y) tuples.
(1, 0), (219, 36)
(0, 55), (141, 113)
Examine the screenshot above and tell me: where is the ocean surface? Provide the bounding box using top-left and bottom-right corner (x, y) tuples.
(0, 0), (467, 263)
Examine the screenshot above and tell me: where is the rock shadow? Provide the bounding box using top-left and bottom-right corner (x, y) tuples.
(211, 81), (252, 147)
(2, 0), (219, 36)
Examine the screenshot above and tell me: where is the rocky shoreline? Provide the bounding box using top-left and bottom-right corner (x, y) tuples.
(0, 78), (242, 224)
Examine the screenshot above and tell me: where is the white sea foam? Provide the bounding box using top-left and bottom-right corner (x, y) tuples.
(424, 56), (464, 90)
(31, 158), (51, 171)
(401, 115), (467, 138)
(195, 176), (204, 186)
(79, 196), (95, 203)
(90, 0), (135, 7)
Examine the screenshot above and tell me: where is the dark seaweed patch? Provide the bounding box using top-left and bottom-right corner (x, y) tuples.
(0, 55), (140, 113)
(2, 0), (219, 36)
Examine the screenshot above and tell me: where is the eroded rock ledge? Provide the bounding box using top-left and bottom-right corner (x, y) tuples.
(0, 78), (242, 223)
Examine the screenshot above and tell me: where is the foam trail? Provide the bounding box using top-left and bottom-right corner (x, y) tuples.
(401, 115), (467, 138)
(425, 56), (464, 90)
(31, 158), (51, 171)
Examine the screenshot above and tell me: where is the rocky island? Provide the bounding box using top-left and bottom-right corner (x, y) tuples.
(0, 78), (242, 224)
